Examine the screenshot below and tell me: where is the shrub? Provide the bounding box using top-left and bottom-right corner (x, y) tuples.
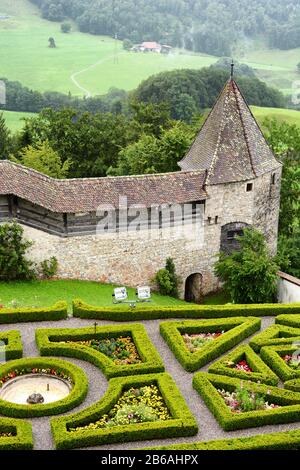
(0, 331), (23, 360)
(123, 39), (133, 50)
(160, 317), (261, 372)
(214, 228), (279, 303)
(35, 324), (164, 378)
(72, 298), (300, 321)
(154, 257), (179, 298)
(276, 314), (300, 328)
(40, 257), (58, 279)
(260, 345), (300, 382)
(0, 301), (68, 324)
(0, 223), (36, 281)
(0, 418), (33, 450)
(0, 357), (88, 418)
(61, 22), (71, 33)
(193, 372), (300, 431)
(249, 324), (300, 352)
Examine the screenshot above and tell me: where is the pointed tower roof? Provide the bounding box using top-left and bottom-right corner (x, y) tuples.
(178, 79), (281, 184)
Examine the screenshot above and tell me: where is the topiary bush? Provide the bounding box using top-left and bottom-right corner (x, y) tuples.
(0, 330), (23, 360)
(0, 301), (68, 323)
(0, 418), (33, 450)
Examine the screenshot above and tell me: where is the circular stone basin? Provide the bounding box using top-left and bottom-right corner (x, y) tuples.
(0, 374), (72, 405)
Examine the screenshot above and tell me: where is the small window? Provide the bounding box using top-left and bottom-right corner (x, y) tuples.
(207, 216), (212, 224)
(215, 216), (218, 224)
(246, 183), (253, 192)
(271, 173), (276, 185)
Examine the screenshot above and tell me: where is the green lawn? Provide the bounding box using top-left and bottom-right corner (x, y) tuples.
(2, 110), (35, 132)
(251, 106), (300, 129)
(0, 280), (188, 309)
(0, 0), (217, 96)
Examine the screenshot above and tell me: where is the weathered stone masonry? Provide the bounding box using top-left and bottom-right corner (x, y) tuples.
(0, 78), (282, 300)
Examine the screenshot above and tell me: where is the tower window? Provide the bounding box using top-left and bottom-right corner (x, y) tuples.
(246, 183), (253, 192)
(215, 216), (218, 224)
(271, 173), (276, 185)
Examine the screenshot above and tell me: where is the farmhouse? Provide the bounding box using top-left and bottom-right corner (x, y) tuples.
(132, 42), (172, 53)
(0, 78), (282, 301)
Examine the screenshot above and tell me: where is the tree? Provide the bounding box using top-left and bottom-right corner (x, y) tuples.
(214, 228), (279, 304)
(0, 223), (36, 281)
(48, 37), (56, 48)
(61, 22), (71, 33)
(0, 113), (11, 159)
(154, 257), (179, 298)
(297, 62), (300, 73)
(123, 39), (133, 50)
(17, 140), (70, 178)
(277, 235), (300, 279)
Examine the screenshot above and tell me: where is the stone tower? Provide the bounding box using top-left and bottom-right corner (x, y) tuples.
(179, 78), (282, 298)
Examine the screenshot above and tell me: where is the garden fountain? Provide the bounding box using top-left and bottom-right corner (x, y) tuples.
(0, 374), (72, 405)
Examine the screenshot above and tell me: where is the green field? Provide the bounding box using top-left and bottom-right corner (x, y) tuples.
(2, 110), (35, 132)
(0, 0), (217, 97)
(0, 279), (187, 309)
(3, 106), (300, 134)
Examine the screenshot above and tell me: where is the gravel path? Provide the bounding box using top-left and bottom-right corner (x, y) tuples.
(1, 315), (300, 450)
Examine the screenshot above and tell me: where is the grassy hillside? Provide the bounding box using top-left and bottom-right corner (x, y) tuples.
(0, 0), (217, 96)
(3, 110), (35, 132)
(3, 107), (300, 134)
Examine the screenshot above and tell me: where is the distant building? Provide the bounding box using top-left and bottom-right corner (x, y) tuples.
(131, 42), (172, 54)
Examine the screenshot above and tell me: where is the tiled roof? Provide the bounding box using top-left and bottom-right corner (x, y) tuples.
(178, 79), (281, 184)
(0, 160), (207, 213)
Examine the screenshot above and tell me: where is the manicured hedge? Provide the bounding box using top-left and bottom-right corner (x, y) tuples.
(193, 372), (300, 431)
(51, 372), (197, 449)
(160, 317), (261, 372)
(0, 357), (88, 418)
(35, 324), (164, 378)
(145, 429), (300, 450)
(0, 330), (23, 360)
(284, 378), (300, 392)
(249, 324), (300, 352)
(0, 418), (33, 450)
(208, 344), (278, 385)
(0, 301), (68, 323)
(72, 299), (300, 321)
(260, 345), (300, 382)
(276, 314), (300, 328)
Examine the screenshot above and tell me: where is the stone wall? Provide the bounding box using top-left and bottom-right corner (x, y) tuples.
(13, 168), (281, 300)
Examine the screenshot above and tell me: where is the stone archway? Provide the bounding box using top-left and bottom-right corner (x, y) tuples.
(185, 273), (203, 303)
(220, 222), (250, 255)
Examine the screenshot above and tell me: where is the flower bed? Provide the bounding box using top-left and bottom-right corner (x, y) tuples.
(208, 344), (278, 385)
(261, 345), (300, 382)
(0, 331), (23, 361)
(218, 384), (279, 413)
(69, 385), (170, 432)
(51, 373), (197, 449)
(36, 324), (164, 378)
(0, 358), (88, 418)
(193, 372), (300, 431)
(65, 336), (141, 365)
(160, 317), (261, 372)
(182, 331), (223, 353)
(282, 354), (300, 370)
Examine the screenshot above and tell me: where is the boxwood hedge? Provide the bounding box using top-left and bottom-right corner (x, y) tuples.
(72, 299), (300, 321)
(0, 330), (23, 360)
(260, 345), (300, 382)
(284, 378), (300, 392)
(0, 357), (88, 418)
(0, 417), (33, 450)
(276, 314), (300, 328)
(0, 301), (68, 323)
(249, 324), (300, 352)
(35, 324), (164, 378)
(51, 372), (197, 449)
(193, 372), (300, 431)
(160, 317), (261, 372)
(208, 344), (278, 385)
(145, 429), (300, 450)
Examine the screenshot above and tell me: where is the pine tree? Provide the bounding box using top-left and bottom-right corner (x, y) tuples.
(0, 113), (11, 160)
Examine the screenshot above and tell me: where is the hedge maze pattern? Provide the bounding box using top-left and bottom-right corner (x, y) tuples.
(2, 302), (300, 449)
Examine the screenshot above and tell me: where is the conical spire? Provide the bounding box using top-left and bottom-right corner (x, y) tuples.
(178, 79), (280, 184)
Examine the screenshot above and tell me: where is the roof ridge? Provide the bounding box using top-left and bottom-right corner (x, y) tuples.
(232, 80), (257, 178)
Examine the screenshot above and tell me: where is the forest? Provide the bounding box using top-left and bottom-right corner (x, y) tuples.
(30, 0), (300, 56)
